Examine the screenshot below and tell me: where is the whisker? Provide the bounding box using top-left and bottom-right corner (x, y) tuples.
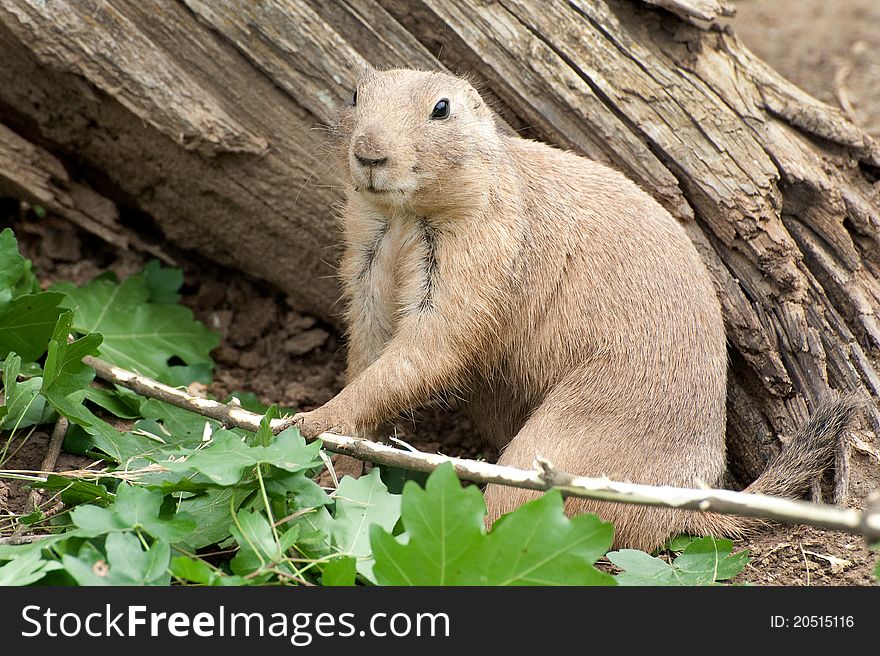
(294, 147), (335, 206)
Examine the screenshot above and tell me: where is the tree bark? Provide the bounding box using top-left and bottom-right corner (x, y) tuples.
(0, 0), (877, 486)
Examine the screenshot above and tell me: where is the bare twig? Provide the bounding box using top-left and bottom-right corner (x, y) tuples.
(833, 64), (860, 125)
(24, 416), (69, 512)
(799, 542), (811, 586)
(82, 355), (880, 543)
(0, 533), (57, 546)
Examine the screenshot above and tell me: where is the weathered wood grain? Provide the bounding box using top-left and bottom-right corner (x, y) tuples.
(643, 0), (735, 22)
(0, 121), (148, 257)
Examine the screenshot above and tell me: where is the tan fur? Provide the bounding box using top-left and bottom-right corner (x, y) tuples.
(293, 68), (857, 551)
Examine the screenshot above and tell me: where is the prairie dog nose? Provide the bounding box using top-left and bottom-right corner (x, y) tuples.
(353, 133), (388, 168)
(356, 154), (388, 168)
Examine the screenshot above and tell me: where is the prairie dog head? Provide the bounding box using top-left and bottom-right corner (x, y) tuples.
(334, 68), (501, 214)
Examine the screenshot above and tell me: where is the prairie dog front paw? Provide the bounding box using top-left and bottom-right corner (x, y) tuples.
(292, 405), (356, 439)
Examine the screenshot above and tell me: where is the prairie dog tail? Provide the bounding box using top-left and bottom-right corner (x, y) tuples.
(691, 396), (862, 538)
(744, 396), (861, 497)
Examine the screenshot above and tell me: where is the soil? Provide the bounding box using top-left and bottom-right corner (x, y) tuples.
(728, 0), (880, 140)
(2, 0), (879, 585)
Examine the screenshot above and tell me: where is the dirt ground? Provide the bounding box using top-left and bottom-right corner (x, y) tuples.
(730, 0), (880, 140)
(1, 0), (879, 585)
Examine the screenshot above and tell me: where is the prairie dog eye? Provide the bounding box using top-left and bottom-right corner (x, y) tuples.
(351, 89), (357, 106)
(430, 98), (450, 120)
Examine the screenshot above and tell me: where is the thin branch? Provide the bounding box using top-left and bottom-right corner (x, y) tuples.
(25, 416), (69, 512)
(83, 355), (880, 543)
(0, 533), (58, 546)
(833, 64), (860, 125)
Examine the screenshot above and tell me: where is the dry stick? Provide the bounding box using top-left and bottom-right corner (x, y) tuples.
(834, 64), (860, 125)
(24, 416), (69, 513)
(0, 533), (58, 546)
(82, 356), (880, 544)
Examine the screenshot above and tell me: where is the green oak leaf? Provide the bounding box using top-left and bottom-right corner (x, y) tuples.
(163, 428), (322, 486)
(265, 471), (332, 509)
(606, 549), (677, 585)
(31, 474), (112, 506)
(0, 548), (63, 586)
(0, 292), (66, 362)
(256, 409), (326, 508)
(321, 556), (357, 586)
(62, 533), (171, 585)
(371, 463), (615, 586)
(0, 228), (39, 303)
(40, 307), (218, 464)
(170, 555), (245, 586)
(1, 377), (53, 430)
(331, 467), (402, 583)
(1, 353), (54, 431)
(136, 398), (223, 445)
(42, 311), (101, 399)
(377, 465), (430, 495)
(370, 464), (481, 586)
(68, 504), (129, 535)
(53, 267), (217, 384)
(70, 484), (196, 542)
(252, 403), (280, 448)
(84, 386), (142, 419)
(229, 509), (281, 576)
(288, 506), (334, 559)
(608, 536), (749, 586)
(176, 488), (242, 550)
(671, 536), (750, 582)
(141, 260), (183, 304)
(40, 312), (136, 461)
(161, 363), (214, 387)
(482, 491), (615, 585)
(666, 534), (699, 552)
(278, 524), (301, 554)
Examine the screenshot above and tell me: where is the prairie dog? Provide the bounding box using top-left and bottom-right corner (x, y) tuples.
(293, 68), (857, 550)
